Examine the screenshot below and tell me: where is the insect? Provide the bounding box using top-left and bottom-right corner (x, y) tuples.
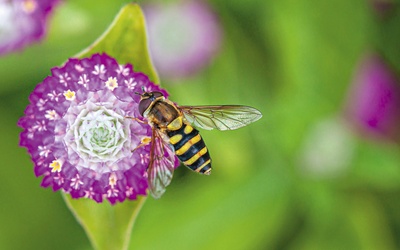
(135, 90), (262, 198)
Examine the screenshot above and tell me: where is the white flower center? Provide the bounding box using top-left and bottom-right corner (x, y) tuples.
(56, 90), (142, 175)
(73, 107), (127, 161)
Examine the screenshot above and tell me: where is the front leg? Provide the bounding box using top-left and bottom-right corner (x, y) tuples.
(125, 116), (147, 124)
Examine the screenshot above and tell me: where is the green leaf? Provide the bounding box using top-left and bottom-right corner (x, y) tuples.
(62, 3), (157, 250)
(77, 3), (159, 84)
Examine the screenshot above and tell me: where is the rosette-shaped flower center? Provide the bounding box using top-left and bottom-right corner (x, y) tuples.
(63, 98), (131, 170)
(74, 108), (125, 160)
(18, 53), (174, 204)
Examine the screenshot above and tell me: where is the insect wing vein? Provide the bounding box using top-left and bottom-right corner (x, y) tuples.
(147, 128), (175, 199)
(180, 105), (262, 131)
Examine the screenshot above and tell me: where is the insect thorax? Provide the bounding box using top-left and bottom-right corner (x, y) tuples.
(148, 100), (180, 129)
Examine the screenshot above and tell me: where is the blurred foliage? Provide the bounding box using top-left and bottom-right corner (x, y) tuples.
(1, 0), (400, 250)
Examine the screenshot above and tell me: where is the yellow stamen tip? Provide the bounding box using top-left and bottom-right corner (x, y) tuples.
(63, 90), (76, 101)
(49, 160), (62, 172)
(105, 77), (118, 91)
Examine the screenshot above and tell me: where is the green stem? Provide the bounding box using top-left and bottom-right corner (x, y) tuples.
(62, 193), (147, 250)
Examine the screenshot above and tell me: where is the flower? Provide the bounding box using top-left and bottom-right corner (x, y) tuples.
(18, 53), (176, 204)
(298, 116), (355, 178)
(345, 54), (400, 141)
(144, 0), (222, 80)
(0, 0), (59, 55)
(371, 0), (395, 16)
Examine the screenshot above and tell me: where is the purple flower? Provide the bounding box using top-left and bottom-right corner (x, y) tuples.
(144, 0), (222, 79)
(0, 0), (59, 55)
(18, 53), (173, 204)
(371, 0), (395, 16)
(345, 54), (400, 140)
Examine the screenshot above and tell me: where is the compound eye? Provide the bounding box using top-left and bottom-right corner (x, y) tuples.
(152, 91), (164, 99)
(138, 98), (152, 116)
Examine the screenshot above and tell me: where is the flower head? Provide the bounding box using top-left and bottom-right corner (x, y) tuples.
(0, 0), (59, 55)
(345, 54), (400, 141)
(18, 53), (175, 204)
(144, 0), (222, 80)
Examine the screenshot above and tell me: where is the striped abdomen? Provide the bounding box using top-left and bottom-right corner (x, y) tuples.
(166, 122), (211, 175)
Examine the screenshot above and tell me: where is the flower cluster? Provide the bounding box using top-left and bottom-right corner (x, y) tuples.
(0, 0), (59, 55)
(18, 53), (173, 204)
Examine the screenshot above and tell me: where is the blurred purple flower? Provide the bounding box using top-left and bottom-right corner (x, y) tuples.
(18, 53), (172, 204)
(144, 0), (222, 80)
(0, 0), (59, 55)
(345, 54), (400, 140)
(371, 0), (395, 16)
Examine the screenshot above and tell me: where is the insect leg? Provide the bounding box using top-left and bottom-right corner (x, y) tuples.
(125, 116), (147, 124)
(132, 137), (152, 152)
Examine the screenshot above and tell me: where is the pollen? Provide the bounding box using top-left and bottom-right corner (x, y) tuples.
(109, 172), (117, 188)
(49, 160), (62, 172)
(141, 137), (152, 144)
(63, 90), (76, 101)
(45, 110), (58, 120)
(105, 77), (118, 91)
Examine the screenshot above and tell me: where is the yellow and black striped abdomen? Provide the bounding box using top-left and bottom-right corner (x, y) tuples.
(167, 122), (211, 175)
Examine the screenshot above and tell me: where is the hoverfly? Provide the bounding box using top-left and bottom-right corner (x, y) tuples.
(134, 90), (262, 198)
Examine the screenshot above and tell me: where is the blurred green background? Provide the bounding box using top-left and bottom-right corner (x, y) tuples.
(2, 0), (400, 249)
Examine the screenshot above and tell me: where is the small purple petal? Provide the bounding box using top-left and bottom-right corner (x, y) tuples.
(0, 0), (59, 55)
(18, 53), (179, 204)
(144, 0), (222, 80)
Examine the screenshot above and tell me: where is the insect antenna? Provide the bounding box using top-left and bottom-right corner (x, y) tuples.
(134, 86), (146, 96)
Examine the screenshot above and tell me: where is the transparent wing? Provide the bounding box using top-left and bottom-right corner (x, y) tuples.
(179, 105), (262, 131)
(147, 128), (176, 199)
